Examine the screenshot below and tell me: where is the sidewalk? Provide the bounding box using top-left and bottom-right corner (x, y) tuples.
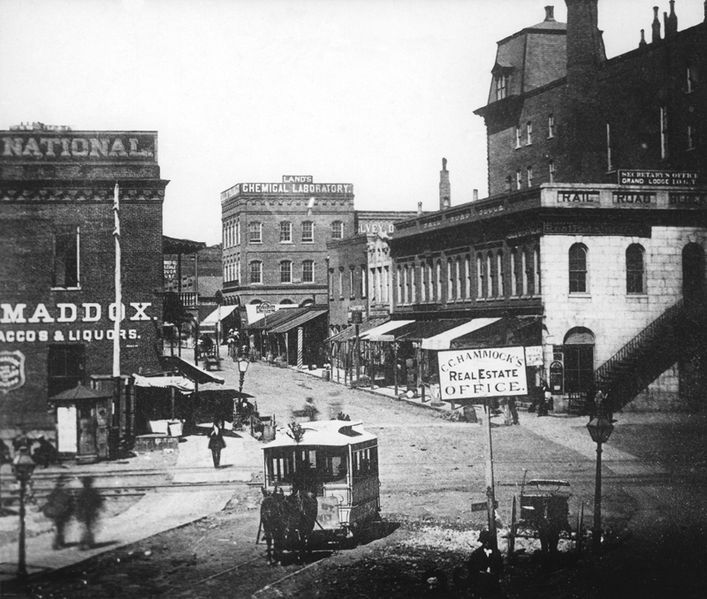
(0, 429), (263, 585)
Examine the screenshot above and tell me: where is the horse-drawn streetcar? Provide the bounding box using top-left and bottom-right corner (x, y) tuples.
(260, 419), (380, 550)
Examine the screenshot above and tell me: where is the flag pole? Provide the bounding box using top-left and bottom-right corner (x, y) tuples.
(113, 182), (121, 377)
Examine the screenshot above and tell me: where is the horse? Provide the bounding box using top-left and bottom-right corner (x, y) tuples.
(259, 487), (285, 565)
(259, 486), (318, 564)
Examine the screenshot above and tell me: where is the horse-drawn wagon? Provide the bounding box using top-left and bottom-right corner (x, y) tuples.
(259, 419), (380, 561)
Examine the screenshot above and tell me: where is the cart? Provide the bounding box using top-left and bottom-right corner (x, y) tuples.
(509, 475), (574, 555)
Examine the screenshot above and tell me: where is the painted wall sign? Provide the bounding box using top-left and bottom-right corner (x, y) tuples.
(222, 182), (353, 199)
(0, 302), (152, 324)
(668, 192), (707, 207)
(0, 350), (25, 393)
(437, 346), (528, 399)
(612, 192), (656, 206)
(556, 191), (600, 204)
(1, 132), (156, 162)
(282, 175), (313, 183)
(618, 170), (698, 186)
(358, 222), (396, 235)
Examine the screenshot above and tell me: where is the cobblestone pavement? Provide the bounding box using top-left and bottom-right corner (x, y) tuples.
(1, 356), (706, 598)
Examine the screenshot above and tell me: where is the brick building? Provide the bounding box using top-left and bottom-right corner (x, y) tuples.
(0, 125), (167, 447)
(220, 176), (355, 307)
(387, 1), (707, 413)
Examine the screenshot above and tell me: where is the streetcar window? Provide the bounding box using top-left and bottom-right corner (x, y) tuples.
(353, 446), (378, 478)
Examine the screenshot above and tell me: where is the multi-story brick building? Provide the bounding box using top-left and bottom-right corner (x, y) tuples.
(387, 0), (707, 413)
(0, 124), (167, 450)
(220, 175), (355, 307)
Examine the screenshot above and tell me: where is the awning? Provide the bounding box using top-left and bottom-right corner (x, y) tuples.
(451, 315), (543, 349)
(420, 318), (502, 350)
(158, 355), (225, 385)
(247, 307), (307, 330)
(268, 309), (327, 334)
(359, 319), (415, 342)
(396, 319), (469, 343)
(201, 305), (239, 326)
(132, 374), (195, 393)
(325, 317), (388, 344)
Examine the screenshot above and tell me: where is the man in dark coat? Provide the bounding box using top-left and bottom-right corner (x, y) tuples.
(467, 529), (504, 597)
(76, 476), (104, 550)
(43, 475), (74, 549)
(208, 420), (226, 468)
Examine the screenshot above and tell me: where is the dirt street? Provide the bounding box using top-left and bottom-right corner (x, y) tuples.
(7, 361), (707, 598)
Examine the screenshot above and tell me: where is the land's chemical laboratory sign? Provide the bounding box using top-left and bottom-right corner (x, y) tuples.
(438, 346), (527, 400)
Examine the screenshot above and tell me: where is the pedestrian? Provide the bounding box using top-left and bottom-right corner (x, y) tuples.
(76, 476), (104, 550)
(593, 387), (613, 421)
(508, 396), (519, 425)
(32, 435), (59, 468)
(538, 380), (550, 417)
(42, 475), (74, 550)
(466, 529), (504, 597)
(302, 397), (319, 421)
(208, 419), (226, 468)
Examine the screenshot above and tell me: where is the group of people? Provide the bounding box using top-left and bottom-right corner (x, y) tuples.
(42, 475), (104, 551)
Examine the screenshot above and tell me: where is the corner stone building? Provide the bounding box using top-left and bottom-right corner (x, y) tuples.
(0, 127), (166, 443)
(390, 0), (707, 413)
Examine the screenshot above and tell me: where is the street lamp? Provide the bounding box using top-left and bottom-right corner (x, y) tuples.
(238, 355), (249, 393)
(12, 447), (35, 578)
(586, 415), (614, 554)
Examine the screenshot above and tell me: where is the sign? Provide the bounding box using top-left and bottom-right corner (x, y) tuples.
(612, 192), (656, 206)
(437, 346), (528, 400)
(556, 190), (600, 204)
(1, 131), (157, 162)
(221, 182), (354, 200)
(549, 360), (564, 394)
(524, 345), (543, 367)
(256, 301), (275, 314)
(618, 169), (698, 187)
(282, 175), (313, 183)
(0, 350), (25, 393)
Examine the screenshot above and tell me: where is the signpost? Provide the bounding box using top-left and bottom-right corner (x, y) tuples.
(437, 346), (528, 550)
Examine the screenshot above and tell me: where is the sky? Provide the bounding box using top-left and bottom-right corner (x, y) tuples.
(1, 0), (704, 245)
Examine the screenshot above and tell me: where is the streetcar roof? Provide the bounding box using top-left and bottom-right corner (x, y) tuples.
(262, 420), (377, 450)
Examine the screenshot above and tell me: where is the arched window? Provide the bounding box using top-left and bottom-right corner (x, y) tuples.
(249, 260), (262, 284)
(455, 258), (463, 300)
(447, 258), (454, 302)
(465, 255), (471, 298)
(569, 244), (588, 293)
(279, 221), (292, 243)
(486, 252), (494, 297)
(302, 260), (314, 283)
(497, 250), (504, 297)
(248, 221), (262, 243)
(626, 244), (645, 294)
(280, 260), (292, 283)
(436, 260), (443, 301)
(331, 221), (344, 240)
(476, 254), (484, 298)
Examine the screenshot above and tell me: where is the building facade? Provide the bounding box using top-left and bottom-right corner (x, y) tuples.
(0, 125), (167, 442)
(221, 176), (355, 307)
(388, 1), (707, 412)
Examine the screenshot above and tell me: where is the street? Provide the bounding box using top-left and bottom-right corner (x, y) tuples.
(5, 358), (707, 598)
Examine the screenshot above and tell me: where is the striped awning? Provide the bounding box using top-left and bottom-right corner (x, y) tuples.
(359, 319), (415, 342)
(420, 318), (502, 350)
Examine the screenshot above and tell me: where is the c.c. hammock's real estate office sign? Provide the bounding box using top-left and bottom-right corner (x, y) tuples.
(438, 346), (528, 400)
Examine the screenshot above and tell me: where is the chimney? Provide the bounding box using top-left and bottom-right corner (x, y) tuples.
(666, 0), (678, 37)
(652, 6), (661, 42)
(473, 188), (479, 202)
(639, 28), (647, 47)
(439, 157), (451, 211)
(544, 5), (555, 21)
(417, 201), (423, 216)
(565, 0), (605, 99)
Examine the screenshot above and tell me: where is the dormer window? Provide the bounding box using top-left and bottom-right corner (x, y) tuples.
(495, 74), (508, 100)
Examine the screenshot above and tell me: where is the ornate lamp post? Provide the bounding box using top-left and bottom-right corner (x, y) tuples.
(238, 355), (249, 393)
(12, 447), (35, 578)
(586, 415), (614, 554)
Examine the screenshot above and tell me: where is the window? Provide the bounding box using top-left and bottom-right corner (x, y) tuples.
(526, 166), (533, 187)
(53, 227), (80, 288)
(626, 244), (645, 294)
(486, 253), (493, 297)
(410, 264), (416, 303)
(569, 244), (588, 293)
(48, 345), (85, 397)
(249, 260), (262, 284)
(248, 221), (262, 243)
(495, 74), (508, 100)
(302, 221), (314, 242)
(515, 126), (522, 149)
(524, 249), (533, 295)
(302, 260), (314, 283)
(687, 125), (695, 150)
(349, 267), (356, 298)
(279, 221), (292, 243)
(397, 266), (403, 304)
(476, 254), (484, 298)
(331, 221), (344, 239)
(360, 265), (367, 298)
(338, 268), (344, 298)
(447, 259), (454, 301)
(497, 251), (504, 297)
(465, 255), (471, 299)
(606, 123), (613, 172)
(526, 121), (533, 145)
(660, 106), (668, 160)
(548, 160), (555, 183)
(455, 258), (463, 300)
(686, 64), (695, 93)
(515, 169), (522, 190)
(512, 248), (522, 296)
(548, 113), (555, 138)
(436, 261), (442, 302)
(534, 248), (540, 295)
(280, 260), (292, 283)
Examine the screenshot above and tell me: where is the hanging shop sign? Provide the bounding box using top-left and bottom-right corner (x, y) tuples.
(437, 346), (528, 400)
(0, 350), (26, 393)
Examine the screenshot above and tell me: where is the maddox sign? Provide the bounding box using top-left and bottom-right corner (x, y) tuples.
(438, 346), (527, 400)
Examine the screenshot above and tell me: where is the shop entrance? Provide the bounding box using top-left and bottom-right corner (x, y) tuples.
(563, 327), (595, 394)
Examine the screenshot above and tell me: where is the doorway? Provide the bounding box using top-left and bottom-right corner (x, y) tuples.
(682, 242), (705, 303)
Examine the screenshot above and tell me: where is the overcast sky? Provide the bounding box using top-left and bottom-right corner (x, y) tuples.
(1, 0), (704, 245)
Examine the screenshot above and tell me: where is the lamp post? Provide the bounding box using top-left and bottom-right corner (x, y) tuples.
(586, 415), (614, 554)
(12, 447), (35, 579)
(238, 355), (249, 393)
